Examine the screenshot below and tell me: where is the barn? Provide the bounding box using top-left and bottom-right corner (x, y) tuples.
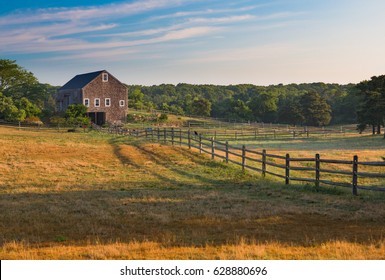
(56, 70), (128, 125)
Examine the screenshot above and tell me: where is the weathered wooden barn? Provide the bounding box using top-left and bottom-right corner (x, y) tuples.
(56, 70), (128, 125)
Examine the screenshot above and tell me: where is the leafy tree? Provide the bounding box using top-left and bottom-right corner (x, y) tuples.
(128, 88), (145, 109)
(278, 97), (304, 126)
(64, 104), (90, 127)
(15, 97), (41, 118)
(0, 92), (26, 122)
(231, 99), (252, 121)
(300, 92), (332, 126)
(249, 92), (278, 122)
(191, 97), (211, 116)
(0, 59), (37, 93)
(356, 75), (385, 136)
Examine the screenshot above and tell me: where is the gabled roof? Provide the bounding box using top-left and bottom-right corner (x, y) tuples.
(60, 70), (105, 90)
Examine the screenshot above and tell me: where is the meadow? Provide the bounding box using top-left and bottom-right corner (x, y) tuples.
(0, 125), (384, 259)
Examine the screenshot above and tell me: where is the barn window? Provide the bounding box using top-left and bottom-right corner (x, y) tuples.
(119, 100), (125, 107)
(95, 98), (100, 107)
(84, 98), (90, 107)
(105, 98), (111, 107)
(102, 73), (108, 82)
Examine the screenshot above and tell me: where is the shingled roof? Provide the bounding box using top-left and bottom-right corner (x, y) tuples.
(60, 70), (105, 90)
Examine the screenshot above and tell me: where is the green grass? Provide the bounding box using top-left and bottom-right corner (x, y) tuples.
(227, 134), (385, 151)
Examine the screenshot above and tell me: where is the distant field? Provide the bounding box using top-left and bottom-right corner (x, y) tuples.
(0, 126), (384, 259)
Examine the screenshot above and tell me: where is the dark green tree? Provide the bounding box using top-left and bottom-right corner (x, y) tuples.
(300, 92), (332, 126)
(248, 92), (278, 122)
(356, 76), (385, 136)
(191, 97), (211, 117)
(278, 97), (304, 126)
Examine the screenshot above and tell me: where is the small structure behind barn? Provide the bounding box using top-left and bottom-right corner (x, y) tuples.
(56, 70), (128, 125)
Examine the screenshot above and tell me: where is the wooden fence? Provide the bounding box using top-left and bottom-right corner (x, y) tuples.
(196, 128), (349, 141)
(118, 128), (385, 195)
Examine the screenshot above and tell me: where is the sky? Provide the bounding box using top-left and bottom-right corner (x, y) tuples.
(1, 0), (385, 86)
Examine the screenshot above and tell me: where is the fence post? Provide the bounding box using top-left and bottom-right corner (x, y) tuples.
(145, 129), (148, 139)
(352, 155), (358, 195)
(163, 128), (166, 144)
(315, 154), (320, 189)
(211, 137), (215, 159)
(285, 153), (290, 184)
(151, 128), (154, 141)
(225, 141), (229, 163)
(242, 145), (246, 171)
(157, 128), (160, 142)
(235, 131), (237, 141)
(262, 149), (266, 177)
(273, 130), (276, 139)
(188, 129), (191, 149)
(171, 128), (175, 145)
(199, 135), (202, 154)
(179, 129), (182, 146)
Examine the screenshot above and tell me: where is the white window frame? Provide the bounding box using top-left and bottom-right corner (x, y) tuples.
(94, 98), (100, 107)
(119, 100), (125, 107)
(105, 98), (111, 107)
(102, 73), (108, 82)
(84, 98), (90, 107)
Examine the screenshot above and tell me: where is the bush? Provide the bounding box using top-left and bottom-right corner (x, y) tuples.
(159, 113), (168, 122)
(24, 116), (43, 126)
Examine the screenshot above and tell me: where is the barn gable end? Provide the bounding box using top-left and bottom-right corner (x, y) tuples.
(56, 70), (128, 125)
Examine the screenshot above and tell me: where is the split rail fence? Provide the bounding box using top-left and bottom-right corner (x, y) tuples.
(119, 128), (385, 195)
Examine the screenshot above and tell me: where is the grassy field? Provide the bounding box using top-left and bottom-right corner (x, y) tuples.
(0, 126), (385, 259)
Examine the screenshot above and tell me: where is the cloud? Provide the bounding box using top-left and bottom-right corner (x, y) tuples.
(1, 24), (218, 56)
(148, 4), (268, 21)
(0, 0), (201, 54)
(0, 0), (305, 64)
(188, 15), (255, 24)
(0, 0), (190, 25)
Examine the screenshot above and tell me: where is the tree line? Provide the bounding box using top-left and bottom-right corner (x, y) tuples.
(1, 59), (385, 135)
(127, 82), (363, 127)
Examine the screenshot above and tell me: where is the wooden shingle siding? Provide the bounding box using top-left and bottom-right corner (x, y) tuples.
(57, 70), (128, 125)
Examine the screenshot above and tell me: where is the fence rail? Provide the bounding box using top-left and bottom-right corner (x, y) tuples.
(114, 127), (385, 195)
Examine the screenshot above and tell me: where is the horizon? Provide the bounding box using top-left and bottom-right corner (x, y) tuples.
(1, 1), (385, 86)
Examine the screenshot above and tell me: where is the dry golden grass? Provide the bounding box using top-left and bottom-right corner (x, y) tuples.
(2, 240), (384, 260)
(1, 126), (385, 260)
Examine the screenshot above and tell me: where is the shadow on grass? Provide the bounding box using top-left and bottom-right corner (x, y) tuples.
(1, 184), (385, 250)
(108, 137), (242, 189)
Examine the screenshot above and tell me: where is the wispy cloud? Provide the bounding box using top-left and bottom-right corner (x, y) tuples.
(188, 15), (255, 24)
(0, 0), (307, 66)
(0, 0), (189, 25)
(0, 0), (207, 54)
(148, 4), (268, 21)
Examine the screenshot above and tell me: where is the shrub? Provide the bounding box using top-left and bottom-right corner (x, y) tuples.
(159, 113), (168, 122)
(24, 116), (43, 126)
